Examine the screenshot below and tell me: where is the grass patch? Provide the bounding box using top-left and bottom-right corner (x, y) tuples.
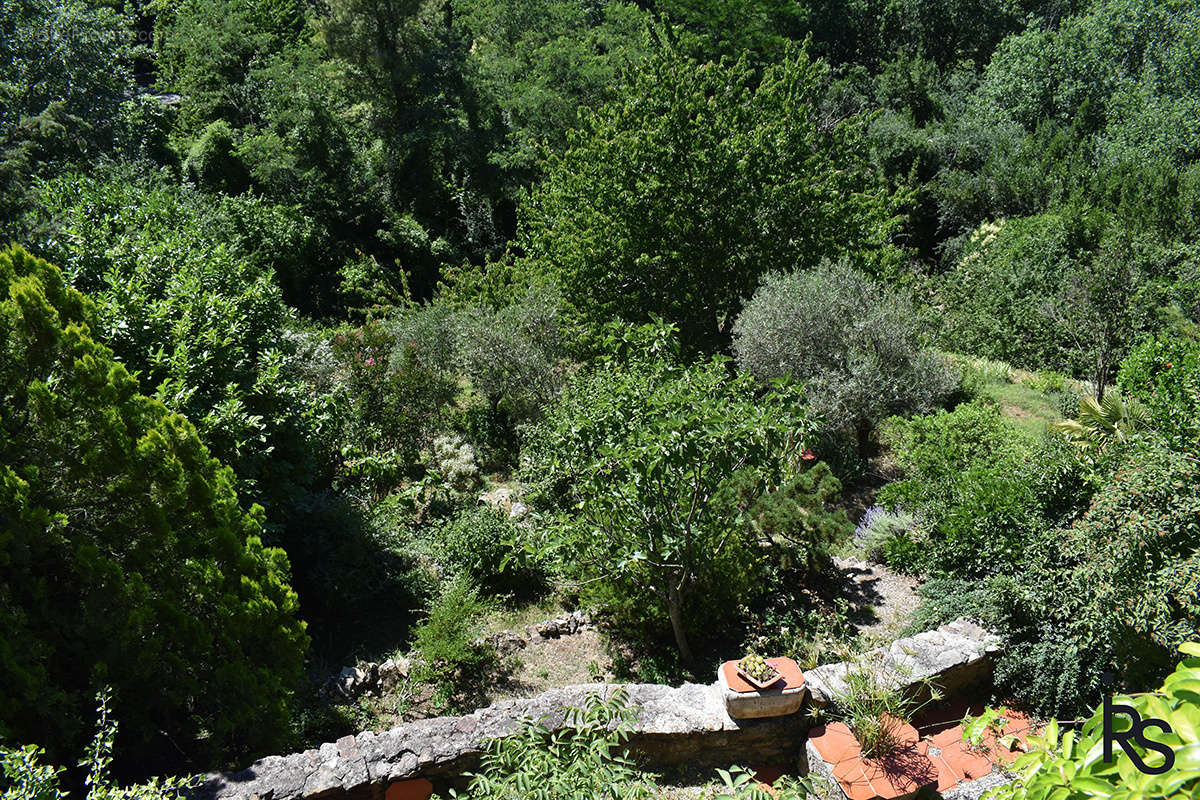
(978, 380), (1061, 435)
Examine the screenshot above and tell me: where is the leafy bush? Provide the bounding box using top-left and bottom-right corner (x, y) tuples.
(430, 506), (543, 596)
(913, 438), (1200, 717)
(522, 321), (849, 662)
(855, 507), (923, 573)
(516, 39), (903, 350)
(733, 261), (958, 458)
(0, 689), (193, 800)
(431, 435), (481, 493)
(1118, 331), (1200, 453)
(987, 643), (1200, 800)
(444, 688), (823, 800)
(184, 120), (250, 194)
(878, 400), (1040, 575)
(445, 687), (656, 800)
(26, 169), (330, 517)
(455, 283), (566, 418)
(937, 213), (1100, 374)
(0, 245), (308, 766)
(327, 319), (458, 496)
(0, 0), (138, 222)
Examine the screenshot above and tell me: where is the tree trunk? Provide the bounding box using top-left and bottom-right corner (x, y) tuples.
(856, 419), (873, 462)
(667, 584), (694, 666)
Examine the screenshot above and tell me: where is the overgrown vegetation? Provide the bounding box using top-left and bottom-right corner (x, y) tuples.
(2, 0), (1199, 791)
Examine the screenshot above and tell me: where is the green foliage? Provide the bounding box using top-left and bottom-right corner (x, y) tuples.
(712, 766), (821, 800)
(413, 578), (498, 685)
(155, 0), (307, 134)
(1118, 331), (1200, 453)
(1, 689), (193, 800)
(184, 120), (250, 194)
(455, 284), (566, 417)
(0, 245), (308, 765)
(733, 261), (959, 455)
(523, 321), (848, 661)
(937, 213), (1103, 374)
(913, 437), (1200, 717)
(326, 318), (457, 496)
(986, 643), (1200, 800)
(445, 687), (656, 800)
(453, 0), (649, 174)
(0, 0), (139, 222)
(878, 400), (1042, 575)
(960, 705), (1010, 754)
(429, 506), (543, 596)
(517, 38), (904, 349)
(25, 168), (332, 523)
(1055, 392), (1150, 452)
(856, 508), (922, 573)
(1053, 444), (1200, 693)
(830, 653), (941, 758)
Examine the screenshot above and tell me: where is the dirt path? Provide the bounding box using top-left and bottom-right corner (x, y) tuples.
(833, 555), (921, 641)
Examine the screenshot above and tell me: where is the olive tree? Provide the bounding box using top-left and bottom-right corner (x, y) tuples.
(455, 283), (566, 416)
(732, 260), (958, 458)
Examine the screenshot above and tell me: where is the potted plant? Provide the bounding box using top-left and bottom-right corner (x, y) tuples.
(736, 652), (783, 690)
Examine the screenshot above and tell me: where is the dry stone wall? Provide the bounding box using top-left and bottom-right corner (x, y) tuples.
(195, 618), (999, 800)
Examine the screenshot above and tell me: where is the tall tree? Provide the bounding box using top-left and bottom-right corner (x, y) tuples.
(515, 35), (905, 351)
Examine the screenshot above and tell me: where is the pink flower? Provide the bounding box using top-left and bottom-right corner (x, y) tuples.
(366, 357), (375, 366)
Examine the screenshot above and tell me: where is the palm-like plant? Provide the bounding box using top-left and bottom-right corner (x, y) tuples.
(1055, 392), (1150, 449)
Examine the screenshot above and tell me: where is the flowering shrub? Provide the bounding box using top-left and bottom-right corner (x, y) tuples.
(431, 435), (480, 491)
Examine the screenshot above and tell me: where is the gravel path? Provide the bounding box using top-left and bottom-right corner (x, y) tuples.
(833, 555), (922, 640)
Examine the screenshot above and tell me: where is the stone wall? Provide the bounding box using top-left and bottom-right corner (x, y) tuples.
(195, 618), (999, 800)
(804, 618), (1001, 705)
(196, 683), (810, 800)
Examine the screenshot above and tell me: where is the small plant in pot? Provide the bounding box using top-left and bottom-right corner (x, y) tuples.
(736, 652), (783, 689)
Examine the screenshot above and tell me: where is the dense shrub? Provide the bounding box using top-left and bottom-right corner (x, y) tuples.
(988, 643), (1200, 800)
(0, 0), (138, 224)
(733, 261), (958, 457)
(1118, 331), (1200, 453)
(936, 213), (1101, 373)
(913, 438), (1199, 717)
(0, 245), (308, 766)
(25, 170), (330, 517)
(855, 507), (922, 573)
(522, 322), (850, 662)
(448, 687), (656, 800)
(455, 284), (566, 417)
(412, 578), (497, 689)
(326, 319), (458, 497)
(428, 506), (544, 596)
(184, 120), (250, 194)
(878, 399), (1091, 576)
